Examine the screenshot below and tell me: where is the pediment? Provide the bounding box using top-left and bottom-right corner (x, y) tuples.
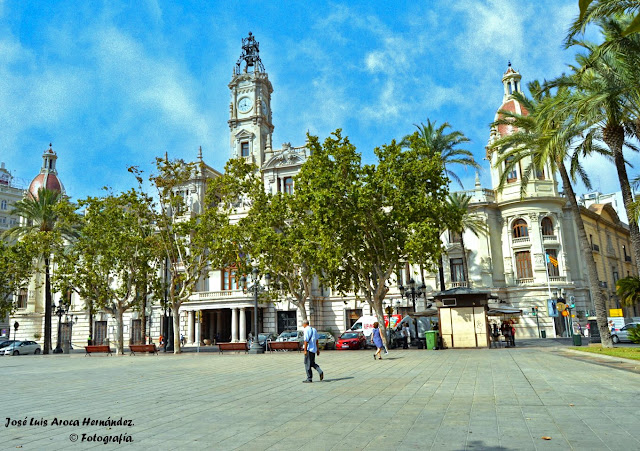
(234, 129), (255, 140)
(263, 150), (306, 169)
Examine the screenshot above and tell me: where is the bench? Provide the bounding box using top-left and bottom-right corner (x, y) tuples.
(267, 341), (301, 353)
(129, 344), (158, 355)
(85, 345), (112, 356)
(217, 342), (248, 354)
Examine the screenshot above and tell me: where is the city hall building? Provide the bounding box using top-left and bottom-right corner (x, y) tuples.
(8, 36), (639, 349)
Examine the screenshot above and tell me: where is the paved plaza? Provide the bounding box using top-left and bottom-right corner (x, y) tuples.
(2, 344), (639, 450)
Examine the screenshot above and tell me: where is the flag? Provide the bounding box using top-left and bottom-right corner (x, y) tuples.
(546, 254), (558, 267)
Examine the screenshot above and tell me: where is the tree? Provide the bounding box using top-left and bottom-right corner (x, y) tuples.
(295, 130), (459, 348)
(489, 81), (615, 347)
(556, 20), (640, 272)
(53, 189), (161, 354)
(401, 120), (480, 290)
(615, 276), (640, 307)
(447, 193), (489, 285)
(2, 188), (78, 354)
(569, 0), (640, 40)
(0, 241), (37, 319)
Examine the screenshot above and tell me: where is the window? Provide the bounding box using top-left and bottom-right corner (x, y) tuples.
(17, 288), (28, 309)
(541, 217), (553, 236)
(515, 251), (533, 279)
(512, 219), (528, 238)
(613, 268), (619, 284)
(94, 321), (107, 345)
(545, 249), (559, 277)
(536, 168), (545, 180)
(450, 258), (465, 282)
(506, 156), (518, 182)
(222, 267), (238, 290)
(0, 200), (6, 210)
(449, 231), (462, 244)
(283, 177), (294, 194)
(241, 141), (249, 157)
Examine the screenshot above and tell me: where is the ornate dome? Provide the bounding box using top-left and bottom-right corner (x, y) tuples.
(28, 144), (65, 198)
(493, 63), (528, 138)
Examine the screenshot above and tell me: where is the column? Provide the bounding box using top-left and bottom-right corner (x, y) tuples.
(195, 311), (201, 346)
(231, 308), (239, 342)
(239, 308), (247, 341)
(188, 311), (195, 344)
(216, 311), (223, 341)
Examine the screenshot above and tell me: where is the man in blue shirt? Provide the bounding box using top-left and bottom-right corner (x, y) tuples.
(302, 320), (324, 383)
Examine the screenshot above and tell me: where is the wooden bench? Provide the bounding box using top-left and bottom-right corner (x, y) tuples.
(85, 345), (112, 356)
(267, 341), (301, 353)
(217, 342), (248, 354)
(129, 344), (158, 355)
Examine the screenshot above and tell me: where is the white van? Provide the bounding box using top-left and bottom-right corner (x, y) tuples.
(348, 315), (402, 338)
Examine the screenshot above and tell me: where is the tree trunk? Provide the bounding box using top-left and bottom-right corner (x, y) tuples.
(173, 304), (181, 354)
(438, 254), (446, 291)
(460, 235), (469, 286)
(88, 302), (94, 345)
(294, 298), (308, 324)
(559, 163), (613, 347)
(610, 142), (640, 275)
(43, 256), (52, 354)
(115, 306), (124, 355)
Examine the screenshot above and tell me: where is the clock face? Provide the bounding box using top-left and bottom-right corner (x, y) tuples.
(238, 97), (253, 113)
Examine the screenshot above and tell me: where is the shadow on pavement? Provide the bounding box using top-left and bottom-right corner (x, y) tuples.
(321, 377), (354, 382)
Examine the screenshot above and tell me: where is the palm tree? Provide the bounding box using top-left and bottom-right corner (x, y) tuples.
(615, 276), (640, 308)
(556, 19), (640, 274)
(489, 81), (615, 347)
(568, 0), (640, 41)
(402, 120), (480, 290)
(447, 193), (489, 286)
(2, 188), (78, 354)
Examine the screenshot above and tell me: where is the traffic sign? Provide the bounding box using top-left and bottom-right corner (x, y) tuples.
(556, 302), (566, 312)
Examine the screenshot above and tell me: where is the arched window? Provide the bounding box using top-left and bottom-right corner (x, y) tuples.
(512, 219), (528, 238)
(541, 217), (554, 236)
(283, 177), (294, 194)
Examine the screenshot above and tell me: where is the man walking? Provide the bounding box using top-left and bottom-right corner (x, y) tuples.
(302, 320), (324, 383)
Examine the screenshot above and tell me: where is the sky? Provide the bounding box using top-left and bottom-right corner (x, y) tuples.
(0, 0), (628, 201)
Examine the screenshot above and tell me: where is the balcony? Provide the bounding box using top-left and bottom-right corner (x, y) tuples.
(625, 255), (632, 263)
(549, 276), (566, 283)
(512, 237), (530, 246)
(542, 235), (558, 242)
(450, 281), (469, 288)
(195, 290), (240, 301)
(591, 244), (600, 252)
(516, 278), (534, 285)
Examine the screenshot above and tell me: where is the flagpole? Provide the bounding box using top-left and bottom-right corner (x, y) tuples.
(539, 225), (557, 339)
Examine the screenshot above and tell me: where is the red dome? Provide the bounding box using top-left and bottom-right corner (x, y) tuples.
(494, 98), (529, 137)
(28, 173), (63, 198)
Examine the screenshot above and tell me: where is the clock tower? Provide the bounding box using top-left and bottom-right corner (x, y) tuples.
(228, 32), (274, 168)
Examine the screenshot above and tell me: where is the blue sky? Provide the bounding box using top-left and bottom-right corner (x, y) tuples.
(0, 0), (623, 200)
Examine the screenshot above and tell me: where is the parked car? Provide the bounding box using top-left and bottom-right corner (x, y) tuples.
(275, 330), (303, 343)
(257, 333), (277, 349)
(2, 340), (41, 356)
(317, 332), (336, 350)
(611, 322), (640, 344)
(337, 331), (366, 350)
(0, 340), (16, 350)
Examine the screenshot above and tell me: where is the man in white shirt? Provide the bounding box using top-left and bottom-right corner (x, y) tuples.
(302, 320), (324, 383)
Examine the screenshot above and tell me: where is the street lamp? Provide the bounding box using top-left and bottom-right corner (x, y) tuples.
(240, 268), (270, 354)
(398, 278), (427, 313)
(53, 300), (68, 354)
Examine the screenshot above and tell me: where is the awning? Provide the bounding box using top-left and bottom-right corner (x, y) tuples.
(487, 307), (522, 316)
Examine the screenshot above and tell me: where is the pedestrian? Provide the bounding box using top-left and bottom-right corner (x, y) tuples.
(501, 322), (512, 347)
(402, 323), (410, 349)
(372, 322), (384, 360)
(577, 322), (583, 336)
(159, 335), (164, 349)
(510, 323), (516, 347)
(302, 320), (323, 383)
(87, 334), (92, 346)
(180, 334), (186, 346)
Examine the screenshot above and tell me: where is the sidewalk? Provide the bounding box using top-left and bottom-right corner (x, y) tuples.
(2, 347), (639, 450)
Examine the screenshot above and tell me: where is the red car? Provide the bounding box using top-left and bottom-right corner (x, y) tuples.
(337, 331), (366, 350)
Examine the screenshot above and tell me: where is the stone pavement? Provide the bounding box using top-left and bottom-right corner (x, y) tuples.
(1, 345), (639, 450)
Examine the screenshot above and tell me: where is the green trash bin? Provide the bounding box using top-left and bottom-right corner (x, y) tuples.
(425, 331), (438, 350)
(572, 333), (582, 346)
(540, 330), (546, 338)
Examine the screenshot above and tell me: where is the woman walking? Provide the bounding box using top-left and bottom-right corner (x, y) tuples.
(372, 322), (384, 360)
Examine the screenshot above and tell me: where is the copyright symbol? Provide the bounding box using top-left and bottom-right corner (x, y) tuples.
(69, 434), (78, 442)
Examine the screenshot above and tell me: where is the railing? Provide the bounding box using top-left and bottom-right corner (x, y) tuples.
(512, 237), (530, 245)
(591, 244), (600, 252)
(625, 255), (632, 262)
(516, 278), (534, 285)
(195, 290), (240, 300)
(450, 281), (469, 288)
(549, 276), (566, 283)
(542, 235), (557, 242)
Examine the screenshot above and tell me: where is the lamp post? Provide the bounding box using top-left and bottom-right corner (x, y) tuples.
(53, 301), (68, 354)
(240, 268), (270, 355)
(398, 278), (427, 313)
